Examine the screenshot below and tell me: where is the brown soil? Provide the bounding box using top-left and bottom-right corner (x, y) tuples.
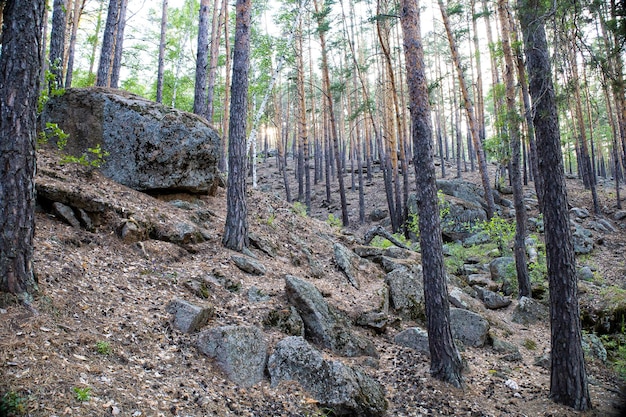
(1, 152), (625, 416)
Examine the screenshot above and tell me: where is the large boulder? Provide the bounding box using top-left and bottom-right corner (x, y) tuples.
(449, 308), (490, 347)
(41, 87), (221, 194)
(268, 336), (387, 417)
(285, 275), (377, 358)
(197, 325), (267, 387)
(385, 265), (424, 319)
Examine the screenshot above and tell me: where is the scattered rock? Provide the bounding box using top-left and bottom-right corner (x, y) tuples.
(577, 266), (594, 282)
(263, 307), (304, 336)
(385, 266), (424, 318)
(492, 338), (520, 355)
(489, 257), (515, 295)
(570, 207), (590, 219)
(582, 333), (607, 363)
(41, 87), (221, 194)
(511, 296), (548, 325)
(267, 336), (387, 417)
(448, 287), (482, 311)
(382, 247), (411, 259)
(613, 210), (626, 221)
(596, 219), (617, 233)
(231, 255), (266, 275)
(369, 208), (388, 222)
(167, 299), (213, 333)
(572, 224), (594, 254)
(449, 308), (490, 347)
(333, 243), (360, 289)
(119, 219), (146, 243)
(197, 325), (267, 387)
(463, 231), (491, 246)
(52, 202), (81, 228)
(353, 246), (383, 260)
(247, 286), (270, 302)
(534, 352), (550, 369)
(285, 275), (377, 357)
(474, 287), (512, 310)
(394, 327), (430, 356)
(355, 311), (399, 334)
(249, 232), (278, 257)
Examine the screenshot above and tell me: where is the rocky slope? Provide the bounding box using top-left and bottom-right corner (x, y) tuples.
(0, 149), (625, 416)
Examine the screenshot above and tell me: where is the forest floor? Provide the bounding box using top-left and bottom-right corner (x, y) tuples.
(1, 151), (625, 416)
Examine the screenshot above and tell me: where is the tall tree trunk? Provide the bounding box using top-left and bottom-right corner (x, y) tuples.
(314, 0), (349, 226)
(297, 21), (310, 214)
(518, 0), (591, 410)
(49, 0), (68, 90)
(109, 0), (127, 88)
(193, 0), (211, 116)
(273, 86), (292, 202)
(438, 0), (496, 219)
(219, 0), (230, 172)
(0, 0), (45, 304)
(96, 0), (120, 87)
(65, 0), (86, 88)
(156, 0), (168, 103)
(497, 0), (531, 298)
(88, 0), (104, 81)
(205, 0), (222, 120)
(222, 0), (251, 251)
(400, 0), (463, 388)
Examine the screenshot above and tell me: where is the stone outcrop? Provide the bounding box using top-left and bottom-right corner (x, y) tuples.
(267, 336), (387, 417)
(41, 87), (221, 194)
(285, 275), (377, 357)
(197, 325), (267, 387)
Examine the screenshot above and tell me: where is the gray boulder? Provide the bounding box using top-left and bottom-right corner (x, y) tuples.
(52, 202), (81, 228)
(333, 243), (360, 289)
(197, 325), (267, 387)
(570, 207), (590, 219)
(167, 299), (213, 333)
(449, 307), (490, 347)
(231, 255), (266, 275)
(268, 337), (387, 417)
(489, 257), (515, 295)
(394, 327), (430, 356)
(385, 266), (424, 318)
(572, 224), (594, 254)
(511, 296), (548, 325)
(474, 287), (512, 310)
(577, 266), (594, 282)
(285, 275), (377, 357)
(582, 333), (607, 363)
(263, 306), (304, 336)
(613, 210), (626, 221)
(41, 87), (220, 194)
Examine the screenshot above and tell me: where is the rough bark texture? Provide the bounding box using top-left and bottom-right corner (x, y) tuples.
(497, 0), (531, 298)
(205, 0), (222, 121)
(518, 0), (591, 410)
(400, 0), (463, 388)
(109, 0), (127, 88)
(222, 0), (251, 251)
(193, 0), (211, 116)
(0, 0), (45, 303)
(96, 0), (119, 87)
(49, 0), (67, 90)
(65, 0), (86, 88)
(156, 0), (168, 103)
(438, 0), (495, 220)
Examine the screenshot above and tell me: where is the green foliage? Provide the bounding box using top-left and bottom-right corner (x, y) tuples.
(601, 319), (626, 380)
(0, 391), (27, 416)
(38, 122), (69, 148)
(60, 144), (110, 168)
(472, 216), (515, 254)
(326, 213), (342, 229)
(523, 338), (537, 350)
(37, 70), (66, 113)
(95, 341), (111, 355)
(443, 242), (498, 275)
(370, 236), (394, 250)
(73, 387), (91, 402)
(292, 202), (308, 217)
(405, 190), (449, 237)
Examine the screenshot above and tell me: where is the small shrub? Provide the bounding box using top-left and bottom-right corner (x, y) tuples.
(326, 213), (342, 228)
(73, 387), (91, 402)
(472, 216), (515, 255)
(95, 341), (111, 355)
(523, 338), (537, 350)
(292, 201), (308, 217)
(0, 391), (27, 415)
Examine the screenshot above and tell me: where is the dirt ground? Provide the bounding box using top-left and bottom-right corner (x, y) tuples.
(1, 152), (625, 416)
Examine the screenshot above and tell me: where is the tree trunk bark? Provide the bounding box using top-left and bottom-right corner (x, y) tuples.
(222, 0), (251, 251)
(518, 0), (591, 410)
(193, 0), (211, 116)
(401, 0), (463, 388)
(96, 0), (120, 87)
(438, 0), (496, 219)
(109, 0), (127, 88)
(65, 0), (86, 88)
(497, 0), (531, 298)
(156, 0), (168, 103)
(219, 0), (230, 172)
(0, 0), (45, 304)
(49, 0), (68, 90)
(205, 0), (222, 120)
